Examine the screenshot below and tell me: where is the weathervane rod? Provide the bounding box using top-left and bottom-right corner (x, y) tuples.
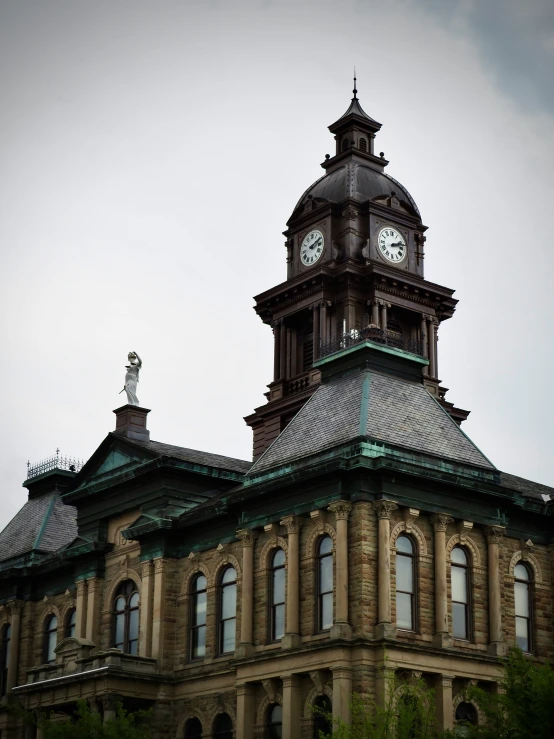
(353, 67), (357, 99)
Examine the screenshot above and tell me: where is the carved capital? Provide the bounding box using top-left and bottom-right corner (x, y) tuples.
(141, 560), (153, 578)
(101, 694), (120, 712)
(76, 579), (87, 597)
(7, 600), (23, 617)
(328, 500), (353, 521)
(86, 577), (101, 594)
(237, 529), (257, 548)
(280, 515), (302, 535)
(373, 500), (398, 520)
(153, 558), (166, 575)
(485, 525), (506, 544)
(430, 514), (453, 533)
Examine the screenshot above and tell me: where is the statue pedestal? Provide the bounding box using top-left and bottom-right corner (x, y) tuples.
(113, 405), (151, 442)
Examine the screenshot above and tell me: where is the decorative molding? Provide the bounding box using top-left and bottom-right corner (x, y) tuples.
(310, 509), (327, 531)
(457, 520), (474, 543)
(309, 670), (326, 694)
(373, 500), (398, 519)
(485, 525), (506, 544)
(259, 536), (288, 570)
(237, 529), (258, 548)
(403, 508), (420, 532)
(262, 678), (280, 702)
(508, 550), (542, 583)
(180, 562), (211, 595)
(430, 514), (454, 532)
(280, 515), (303, 535)
(328, 500), (353, 520)
(263, 522), (280, 542)
(390, 520), (427, 555)
(212, 553), (241, 586)
(446, 534), (481, 567)
(256, 693), (282, 725)
(305, 523), (336, 559)
(303, 685), (333, 719)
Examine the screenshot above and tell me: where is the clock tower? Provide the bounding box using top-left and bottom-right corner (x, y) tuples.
(245, 83), (468, 459)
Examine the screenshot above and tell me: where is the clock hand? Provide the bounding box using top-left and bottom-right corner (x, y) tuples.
(310, 238), (322, 250)
(390, 241), (404, 247)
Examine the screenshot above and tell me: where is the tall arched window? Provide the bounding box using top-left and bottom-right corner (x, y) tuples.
(455, 702), (478, 737)
(0, 624), (10, 697)
(313, 695), (332, 738)
(213, 713), (233, 739)
(270, 549), (285, 641)
(190, 574), (207, 659)
(44, 614), (58, 664)
(451, 546), (470, 640)
(65, 608), (76, 638)
(184, 716), (203, 738)
(514, 562), (532, 652)
(218, 566), (237, 654)
(266, 704), (282, 739)
(396, 535), (416, 630)
(112, 580), (139, 655)
(317, 536), (333, 631)
(359, 137), (368, 152)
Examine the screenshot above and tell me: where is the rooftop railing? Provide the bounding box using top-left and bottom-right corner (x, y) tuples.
(27, 449), (84, 479)
(319, 326), (423, 360)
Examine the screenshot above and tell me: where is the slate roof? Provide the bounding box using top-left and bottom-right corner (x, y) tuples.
(499, 472), (554, 501)
(249, 368), (495, 475)
(123, 437), (252, 474)
(0, 493), (77, 565)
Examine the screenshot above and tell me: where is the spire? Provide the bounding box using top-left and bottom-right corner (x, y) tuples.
(353, 67), (357, 100)
(328, 74), (381, 133)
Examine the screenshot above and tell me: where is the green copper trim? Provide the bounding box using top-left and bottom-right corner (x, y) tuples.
(32, 496), (56, 551)
(359, 371), (371, 436)
(313, 339), (428, 369)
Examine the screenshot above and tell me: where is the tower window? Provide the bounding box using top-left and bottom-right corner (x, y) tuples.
(112, 580), (140, 655)
(190, 574), (207, 659)
(396, 535), (416, 630)
(359, 137), (367, 152)
(218, 566), (237, 654)
(270, 549), (286, 641)
(451, 546), (470, 640)
(341, 138), (349, 152)
(317, 536), (333, 631)
(514, 562), (532, 652)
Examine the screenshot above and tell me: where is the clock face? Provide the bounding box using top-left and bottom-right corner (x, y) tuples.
(377, 226), (407, 264)
(300, 229), (324, 266)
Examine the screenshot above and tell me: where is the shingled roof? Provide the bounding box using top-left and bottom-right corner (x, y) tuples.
(123, 437), (252, 474)
(0, 493), (77, 566)
(249, 368), (495, 475)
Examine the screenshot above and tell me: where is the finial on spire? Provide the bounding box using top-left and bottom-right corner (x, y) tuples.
(353, 67), (358, 99)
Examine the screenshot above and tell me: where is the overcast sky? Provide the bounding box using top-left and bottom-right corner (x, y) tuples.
(1, 0), (553, 530)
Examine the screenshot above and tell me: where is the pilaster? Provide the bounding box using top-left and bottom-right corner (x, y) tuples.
(280, 515), (302, 649)
(328, 501), (353, 639)
(431, 514), (453, 648)
(374, 500), (397, 638)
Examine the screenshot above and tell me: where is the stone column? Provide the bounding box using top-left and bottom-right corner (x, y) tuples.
(331, 666), (352, 726)
(139, 560), (153, 658)
(151, 558), (167, 662)
(431, 514), (453, 647)
(273, 322), (281, 381)
(282, 674), (301, 739)
(6, 601), (22, 692)
(285, 327), (291, 379)
(237, 529), (257, 657)
(236, 683), (255, 739)
(420, 315), (428, 375)
(432, 319), (439, 378)
(36, 727), (44, 739)
(279, 319), (286, 380)
(328, 501), (353, 639)
(75, 579), (87, 639)
(374, 500), (398, 638)
(435, 675), (455, 732)
(312, 304), (320, 361)
(427, 318), (436, 378)
(85, 577), (101, 643)
(102, 695), (118, 724)
(320, 301), (328, 345)
(375, 665), (396, 708)
(372, 299), (380, 326)
(280, 515), (302, 648)
(486, 526), (506, 656)
(379, 302), (388, 331)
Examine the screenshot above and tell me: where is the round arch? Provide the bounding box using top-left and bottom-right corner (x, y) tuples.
(446, 534), (481, 567)
(303, 685), (333, 719)
(176, 707), (208, 738)
(207, 704), (236, 734)
(102, 569), (141, 613)
(509, 551), (542, 583)
(390, 522), (427, 555)
(212, 554), (241, 588)
(452, 692), (484, 726)
(259, 537), (288, 571)
(305, 524), (337, 559)
(256, 693), (283, 725)
(181, 562), (211, 595)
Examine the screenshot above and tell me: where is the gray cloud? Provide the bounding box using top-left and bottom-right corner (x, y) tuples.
(413, 0), (554, 114)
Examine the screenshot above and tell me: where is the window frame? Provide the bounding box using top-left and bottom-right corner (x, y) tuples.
(395, 534), (417, 632)
(269, 549), (286, 642)
(43, 614), (58, 664)
(65, 607), (76, 638)
(312, 694), (332, 738)
(213, 712), (233, 738)
(316, 535), (333, 632)
(111, 580), (140, 655)
(514, 561), (533, 653)
(217, 566), (237, 655)
(189, 573), (208, 661)
(184, 716), (203, 739)
(451, 545), (472, 641)
(0, 624), (10, 697)
(266, 703), (283, 739)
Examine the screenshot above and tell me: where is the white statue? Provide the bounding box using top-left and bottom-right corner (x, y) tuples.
(122, 351), (142, 406)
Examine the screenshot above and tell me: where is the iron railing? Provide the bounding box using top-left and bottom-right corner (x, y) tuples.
(319, 326), (423, 359)
(27, 449), (84, 479)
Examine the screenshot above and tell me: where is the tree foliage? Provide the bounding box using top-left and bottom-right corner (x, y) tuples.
(37, 700), (151, 739)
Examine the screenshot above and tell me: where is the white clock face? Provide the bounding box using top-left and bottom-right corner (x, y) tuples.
(300, 229), (324, 266)
(377, 226), (407, 264)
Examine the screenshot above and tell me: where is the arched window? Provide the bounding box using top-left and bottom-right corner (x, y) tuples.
(218, 566), (237, 654)
(359, 137), (367, 152)
(44, 614), (58, 664)
(266, 703), (282, 739)
(270, 549), (285, 641)
(190, 574), (207, 659)
(341, 138), (349, 152)
(455, 702), (478, 736)
(112, 580), (139, 655)
(213, 712), (233, 739)
(313, 695), (332, 738)
(396, 535), (416, 630)
(451, 546), (470, 639)
(0, 624), (10, 697)
(184, 716), (203, 739)
(65, 608), (76, 638)
(317, 536), (333, 631)
(514, 562), (532, 652)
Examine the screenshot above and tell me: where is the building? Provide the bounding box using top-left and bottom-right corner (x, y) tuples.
(0, 87), (552, 739)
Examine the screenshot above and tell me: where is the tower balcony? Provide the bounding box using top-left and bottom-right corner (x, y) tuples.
(319, 326), (423, 360)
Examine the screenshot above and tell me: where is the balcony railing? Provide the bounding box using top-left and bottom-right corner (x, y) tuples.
(319, 326), (423, 360)
(27, 450), (84, 480)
